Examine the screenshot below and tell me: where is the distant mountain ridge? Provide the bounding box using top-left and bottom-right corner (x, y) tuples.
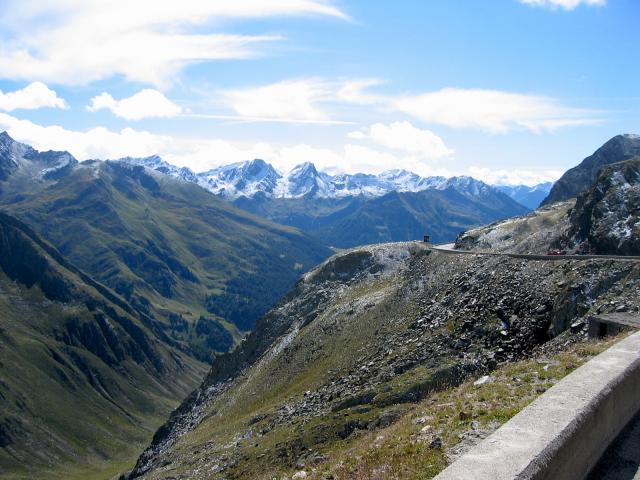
(495, 182), (553, 210)
(119, 153), (546, 205)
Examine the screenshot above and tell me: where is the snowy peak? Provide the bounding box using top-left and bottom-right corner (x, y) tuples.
(281, 162), (334, 198)
(116, 155), (199, 183)
(0, 131), (78, 181)
(438, 176), (494, 197)
(199, 159), (282, 198)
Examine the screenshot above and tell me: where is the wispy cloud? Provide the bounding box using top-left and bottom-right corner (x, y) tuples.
(87, 89), (182, 120)
(348, 121), (453, 158)
(0, 0), (346, 86)
(221, 79), (334, 123)
(517, 0), (605, 10)
(393, 88), (600, 134)
(0, 82), (67, 111)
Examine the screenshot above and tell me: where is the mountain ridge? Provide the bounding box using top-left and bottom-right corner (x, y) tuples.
(542, 134), (640, 206)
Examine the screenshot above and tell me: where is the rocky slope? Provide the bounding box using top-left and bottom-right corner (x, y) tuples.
(564, 157), (640, 255)
(456, 157), (640, 257)
(453, 201), (575, 254)
(0, 211), (206, 479)
(126, 237), (640, 479)
(542, 134), (640, 206)
(0, 133), (331, 361)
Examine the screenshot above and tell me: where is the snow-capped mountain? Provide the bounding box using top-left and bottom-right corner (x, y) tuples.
(116, 155), (199, 183)
(199, 159), (281, 198)
(0, 131), (79, 181)
(277, 162), (336, 198)
(115, 154), (546, 207)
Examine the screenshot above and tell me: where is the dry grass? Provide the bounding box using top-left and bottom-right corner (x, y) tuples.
(290, 334), (627, 480)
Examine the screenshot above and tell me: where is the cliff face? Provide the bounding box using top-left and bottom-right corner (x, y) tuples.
(542, 134), (640, 206)
(566, 158), (640, 255)
(127, 240), (640, 479)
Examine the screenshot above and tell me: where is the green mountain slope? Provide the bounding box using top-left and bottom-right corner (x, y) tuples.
(0, 133), (331, 360)
(0, 211), (207, 479)
(235, 185), (529, 247)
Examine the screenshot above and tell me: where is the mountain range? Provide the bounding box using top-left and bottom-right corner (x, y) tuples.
(1, 131), (638, 479)
(0, 132), (331, 363)
(120, 154), (552, 209)
(123, 134), (640, 480)
(119, 154), (539, 247)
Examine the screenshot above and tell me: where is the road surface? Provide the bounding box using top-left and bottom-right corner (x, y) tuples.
(588, 412), (640, 479)
(429, 243), (640, 262)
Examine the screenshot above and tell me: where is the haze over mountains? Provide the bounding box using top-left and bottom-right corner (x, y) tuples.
(119, 151), (541, 247)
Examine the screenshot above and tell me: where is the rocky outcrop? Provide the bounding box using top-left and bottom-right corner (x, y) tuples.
(565, 158), (640, 255)
(542, 134), (640, 206)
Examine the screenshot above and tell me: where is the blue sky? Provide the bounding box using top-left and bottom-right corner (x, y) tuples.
(0, 0), (638, 184)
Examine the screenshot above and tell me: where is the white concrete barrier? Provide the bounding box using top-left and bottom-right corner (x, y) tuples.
(434, 331), (640, 480)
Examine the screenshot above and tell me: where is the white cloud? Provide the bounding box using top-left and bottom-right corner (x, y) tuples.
(0, 113), (450, 177)
(518, 0), (605, 10)
(221, 79), (334, 123)
(394, 88), (599, 134)
(468, 166), (562, 186)
(337, 79), (385, 105)
(348, 121), (453, 158)
(87, 89), (182, 120)
(0, 82), (67, 111)
(0, 0), (346, 86)
(0, 112), (168, 159)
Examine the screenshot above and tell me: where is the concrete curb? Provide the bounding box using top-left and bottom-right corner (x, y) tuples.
(433, 331), (640, 480)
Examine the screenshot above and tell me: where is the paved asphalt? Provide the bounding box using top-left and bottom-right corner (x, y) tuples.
(588, 412), (640, 480)
(430, 243), (640, 262)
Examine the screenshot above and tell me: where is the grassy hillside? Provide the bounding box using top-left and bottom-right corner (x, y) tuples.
(0, 159), (331, 360)
(0, 211), (207, 479)
(128, 241), (640, 479)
